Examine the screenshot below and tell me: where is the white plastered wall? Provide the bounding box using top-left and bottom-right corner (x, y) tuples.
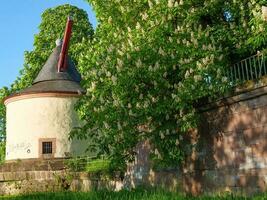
(5, 95), (88, 161)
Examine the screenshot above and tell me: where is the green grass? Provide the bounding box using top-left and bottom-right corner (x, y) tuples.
(1, 189), (267, 200)
(85, 159), (111, 173)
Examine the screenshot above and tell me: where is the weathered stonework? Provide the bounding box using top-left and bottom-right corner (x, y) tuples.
(125, 85), (267, 196)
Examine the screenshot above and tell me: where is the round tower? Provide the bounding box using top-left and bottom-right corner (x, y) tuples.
(4, 18), (87, 161)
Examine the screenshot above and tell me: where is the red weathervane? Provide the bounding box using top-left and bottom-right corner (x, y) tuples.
(58, 16), (73, 72)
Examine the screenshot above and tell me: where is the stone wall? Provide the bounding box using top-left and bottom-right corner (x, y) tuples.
(0, 169), (123, 195)
(125, 85), (267, 195)
(0, 159), (123, 195)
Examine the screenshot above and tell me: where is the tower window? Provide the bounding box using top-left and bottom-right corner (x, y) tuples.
(39, 138), (56, 159)
(42, 142), (53, 154)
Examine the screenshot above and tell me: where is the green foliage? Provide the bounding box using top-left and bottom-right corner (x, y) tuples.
(65, 157), (118, 176)
(53, 172), (73, 191)
(85, 159), (111, 173)
(71, 0), (267, 169)
(0, 87), (10, 138)
(64, 157), (88, 172)
(0, 142), (5, 164)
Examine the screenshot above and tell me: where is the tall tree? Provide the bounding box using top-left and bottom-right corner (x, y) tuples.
(0, 4), (94, 160)
(74, 0), (267, 168)
(12, 4), (94, 91)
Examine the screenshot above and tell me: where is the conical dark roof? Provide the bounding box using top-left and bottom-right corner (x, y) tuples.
(9, 45), (85, 97)
(33, 45), (82, 84)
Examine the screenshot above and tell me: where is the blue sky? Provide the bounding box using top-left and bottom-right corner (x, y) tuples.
(0, 0), (97, 88)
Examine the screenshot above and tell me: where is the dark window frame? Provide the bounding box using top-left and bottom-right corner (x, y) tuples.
(42, 141), (53, 154)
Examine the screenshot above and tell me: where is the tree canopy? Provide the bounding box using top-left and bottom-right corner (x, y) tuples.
(72, 0), (267, 168)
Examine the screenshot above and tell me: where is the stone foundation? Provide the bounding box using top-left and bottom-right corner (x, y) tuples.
(0, 159), (123, 195)
(0, 169), (123, 195)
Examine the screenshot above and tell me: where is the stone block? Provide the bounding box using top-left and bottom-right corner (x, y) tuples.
(82, 179), (92, 192)
(256, 106), (267, 124)
(234, 109), (260, 131)
(251, 141), (267, 161)
(236, 175), (266, 190)
(243, 126), (267, 145)
(35, 171), (41, 180)
(248, 96), (267, 110)
(229, 101), (249, 114)
(0, 173), (4, 181)
(79, 172), (89, 180)
(15, 172), (26, 180)
(4, 172), (13, 181)
(70, 179), (80, 191)
(40, 171), (46, 180)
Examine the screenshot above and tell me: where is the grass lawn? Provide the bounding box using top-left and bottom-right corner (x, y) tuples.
(1, 189), (267, 200)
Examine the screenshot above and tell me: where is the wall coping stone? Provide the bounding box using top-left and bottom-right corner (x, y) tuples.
(200, 85), (267, 112)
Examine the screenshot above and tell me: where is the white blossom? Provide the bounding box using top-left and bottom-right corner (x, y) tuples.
(103, 122), (110, 129)
(106, 71), (111, 77)
(160, 132), (165, 139)
(117, 58), (123, 68)
(89, 81), (96, 92)
(120, 6), (125, 13)
(127, 26), (131, 32)
(194, 75), (202, 82)
(185, 70), (190, 78)
(158, 47), (166, 56)
(168, 0), (174, 8)
(163, 72), (168, 78)
(143, 101), (149, 108)
(222, 76), (228, 83)
(136, 22), (141, 30)
(148, 0), (153, 8)
(108, 16), (112, 24)
(136, 59), (142, 68)
(126, 53), (131, 60)
(118, 49), (124, 56)
(141, 12), (148, 21)
(111, 76), (117, 84)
